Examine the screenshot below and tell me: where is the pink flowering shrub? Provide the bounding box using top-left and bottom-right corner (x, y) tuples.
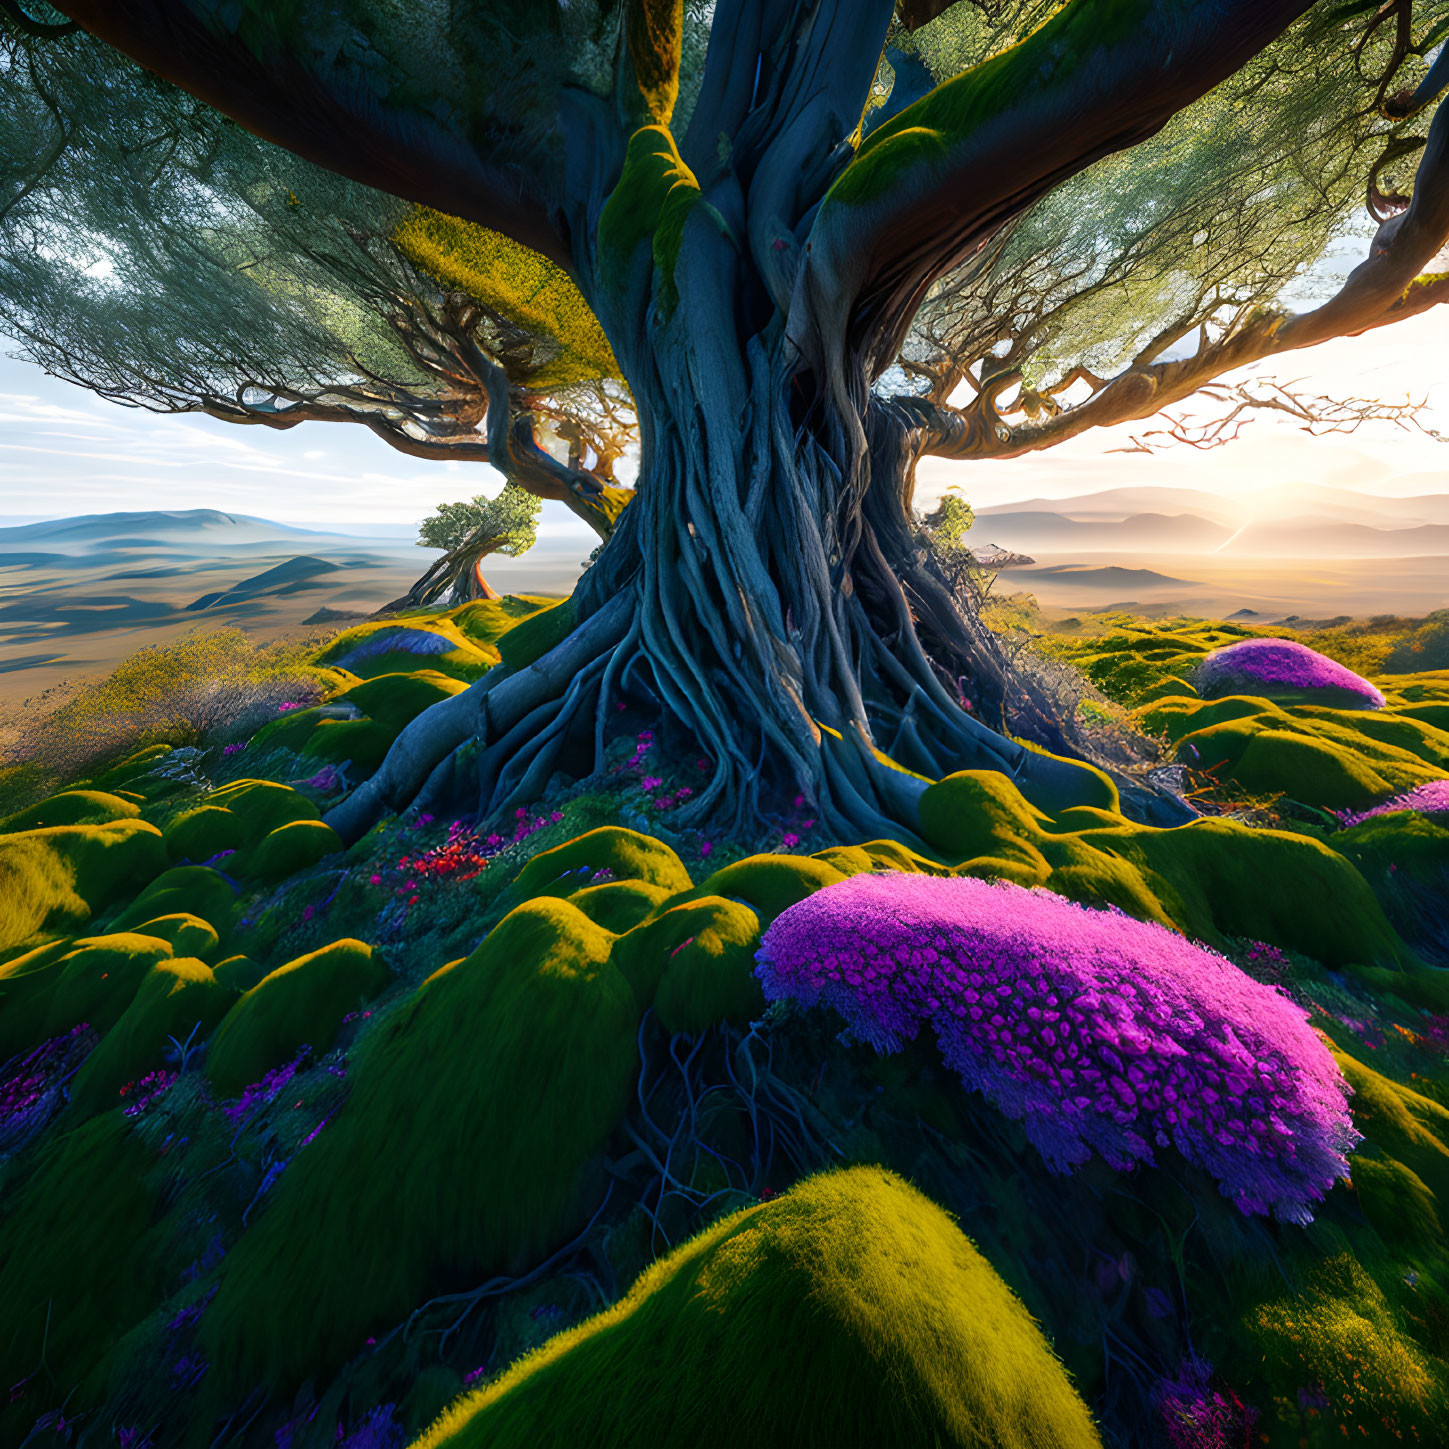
(1338, 778), (1449, 827)
(757, 874), (1358, 1224)
(1195, 638), (1385, 708)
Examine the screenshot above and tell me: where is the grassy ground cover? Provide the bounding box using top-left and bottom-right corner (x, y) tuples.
(0, 599), (1444, 1447)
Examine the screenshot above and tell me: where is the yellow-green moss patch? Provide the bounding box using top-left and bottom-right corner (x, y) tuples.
(207, 938), (390, 1097)
(415, 1165), (1101, 1449)
(202, 897), (638, 1390)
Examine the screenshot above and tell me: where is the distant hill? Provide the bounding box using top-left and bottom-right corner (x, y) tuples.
(0, 509), (328, 547)
(1224, 518), (1449, 557)
(1002, 564), (1195, 590)
(975, 483), (1449, 530)
(187, 556), (346, 610)
(972, 485), (1449, 557)
(970, 510), (1231, 553)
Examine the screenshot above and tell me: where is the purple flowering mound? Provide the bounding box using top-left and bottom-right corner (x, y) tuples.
(1339, 778), (1449, 827)
(756, 873), (1359, 1224)
(1195, 637), (1386, 709)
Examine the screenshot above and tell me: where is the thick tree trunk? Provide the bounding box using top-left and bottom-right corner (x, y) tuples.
(376, 536), (506, 616)
(332, 223), (1183, 845)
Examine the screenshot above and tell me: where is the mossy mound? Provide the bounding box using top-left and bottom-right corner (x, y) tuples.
(212, 952), (269, 993)
(0, 819), (166, 954)
(1043, 622), (1246, 706)
(0, 789), (140, 833)
(415, 1165), (1101, 1449)
(673, 853), (849, 927)
(612, 895), (763, 1031)
(248, 817), (343, 879)
(449, 594), (560, 647)
(1243, 1245), (1448, 1444)
(66, 956), (234, 1116)
(0, 930), (175, 1061)
(494, 597), (576, 672)
(1336, 810), (1449, 889)
(1140, 694), (1449, 811)
(917, 770), (1404, 971)
(1224, 1048), (1449, 1444)
(109, 864), (236, 938)
(165, 778), (320, 864)
(1010, 739), (1121, 817)
(566, 878), (677, 933)
(202, 897), (639, 1390)
(254, 670), (468, 775)
(813, 839), (953, 878)
(207, 938), (390, 1097)
(510, 826), (694, 899)
(0, 1115), (167, 1439)
(128, 912), (219, 959)
(315, 616), (499, 682)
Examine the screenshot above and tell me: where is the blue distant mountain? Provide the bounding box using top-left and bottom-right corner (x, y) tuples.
(0, 509), (330, 545)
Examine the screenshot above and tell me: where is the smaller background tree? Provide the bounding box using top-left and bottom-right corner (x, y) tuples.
(389, 482), (541, 611)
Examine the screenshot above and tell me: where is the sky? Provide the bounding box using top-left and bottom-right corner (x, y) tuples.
(0, 307), (1446, 539)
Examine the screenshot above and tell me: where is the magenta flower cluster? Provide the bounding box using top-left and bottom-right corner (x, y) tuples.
(756, 873), (1359, 1223)
(0, 1024), (97, 1153)
(1156, 1355), (1258, 1449)
(1195, 638), (1385, 708)
(222, 1049), (309, 1121)
(1338, 778), (1449, 827)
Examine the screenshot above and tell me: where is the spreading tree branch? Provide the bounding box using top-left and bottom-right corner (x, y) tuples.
(913, 91), (1449, 461)
(801, 0), (1320, 374)
(48, 0), (572, 267)
(1108, 376), (1442, 452)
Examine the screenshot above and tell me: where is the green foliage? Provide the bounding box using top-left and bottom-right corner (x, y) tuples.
(509, 825), (694, 898)
(417, 483), (541, 556)
(67, 956), (234, 1116)
(256, 671), (469, 775)
(917, 769), (1407, 972)
(201, 897), (639, 1390)
(922, 491), (975, 547)
(626, 0), (685, 124)
(127, 912), (220, 960)
(901, 5), (1445, 406)
(0, 931), (173, 1062)
(109, 865), (236, 938)
(0, 789), (140, 833)
(495, 598), (578, 672)
(416, 1165), (1102, 1449)
(0, 819), (167, 955)
(0, 1115), (166, 1439)
(248, 818), (344, 880)
(207, 938), (390, 1098)
(1385, 611), (1449, 674)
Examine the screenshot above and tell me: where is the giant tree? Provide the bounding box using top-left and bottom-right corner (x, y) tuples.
(12, 0), (1449, 842)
